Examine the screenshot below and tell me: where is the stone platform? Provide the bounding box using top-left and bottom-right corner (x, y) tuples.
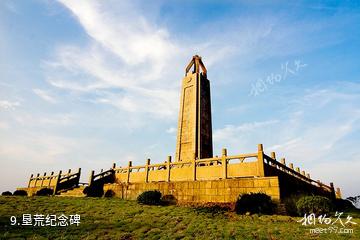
(104, 176), (280, 203)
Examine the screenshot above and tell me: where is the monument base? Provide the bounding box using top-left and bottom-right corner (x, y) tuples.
(103, 177), (281, 203)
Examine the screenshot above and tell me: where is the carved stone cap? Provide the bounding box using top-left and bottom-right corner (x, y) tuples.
(185, 55), (207, 77)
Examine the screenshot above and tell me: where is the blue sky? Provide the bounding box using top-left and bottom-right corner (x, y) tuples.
(0, 0), (359, 197)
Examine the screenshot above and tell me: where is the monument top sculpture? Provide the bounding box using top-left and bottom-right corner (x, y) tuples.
(185, 55), (207, 77)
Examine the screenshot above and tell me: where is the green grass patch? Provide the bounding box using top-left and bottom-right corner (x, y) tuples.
(0, 196), (359, 239)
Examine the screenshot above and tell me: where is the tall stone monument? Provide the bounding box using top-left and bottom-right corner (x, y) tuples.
(175, 55), (213, 162)
(19, 54), (339, 202)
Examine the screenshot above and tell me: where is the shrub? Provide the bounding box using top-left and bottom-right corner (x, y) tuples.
(283, 195), (304, 216)
(36, 188), (53, 196)
(296, 195), (333, 216)
(104, 190), (115, 198)
(2, 191), (12, 196)
(334, 198), (355, 211)
(83, 184), (104, 197)
(13, 190), (27, 196)
(137, 190), (162, 205)
(161, 194), (177, 205)
(235, 193), (275, 215)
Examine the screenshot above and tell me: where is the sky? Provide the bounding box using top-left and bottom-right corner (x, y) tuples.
(0, 0), (359, 198)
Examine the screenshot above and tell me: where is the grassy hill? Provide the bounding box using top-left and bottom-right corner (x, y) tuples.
(0, 196), (359, 239)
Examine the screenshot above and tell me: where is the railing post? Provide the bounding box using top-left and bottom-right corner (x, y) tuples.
(89, 170), (94, 186)
(222, 148), (227, 179)
(77, 168), (81, 186)
(34, 173), (40, 187)
(289, 163), (294, 175)
(126, 161), (132, 183)
(306, 173), (310, 179)
(28, 174), (33, 188)
(40, 172), (46, 187)
(167, 156), (171, 182)
(270, 152), (276, 166)
(53, 170), (62, 196)
(145, 158), (150, 183)
(257, 144), (265, 177)
(112, 163), (116, 169)
(336, 187), (342, 199)
(296, 167), (301, 178)
(317, 180), (321, 187)
(48, 172), (54, 187)
(330, 182), (336, 199)
(280, 158), (286, 171)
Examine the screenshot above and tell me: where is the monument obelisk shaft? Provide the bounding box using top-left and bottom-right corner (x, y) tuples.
(175, 55), (213, 162)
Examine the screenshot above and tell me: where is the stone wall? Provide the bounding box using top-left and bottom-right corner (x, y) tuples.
(265, 165), (335, 199)
(103, 176), (280, 203)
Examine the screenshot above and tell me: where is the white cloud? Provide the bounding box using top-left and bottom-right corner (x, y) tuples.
(289, 96), (359, 196)
(50, 0), (331, 119)
(166, 127), (176, 134)
(214, 120), (279, 141)
(0, 100), (20, 110)
(268, 138), (302, 151)
(268, 118), (359, 161)
(293, 88), (358, 108)
(58, 0), (178, 66)
(310, 160), (360, 198)
(0, 121), (9, 130)
(273, 87), (360, 161)
(0, 133), (76, 164)
(13, 113), (75, 126)
(33, 88), (57, 103)
(46, 0), (186, 118)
